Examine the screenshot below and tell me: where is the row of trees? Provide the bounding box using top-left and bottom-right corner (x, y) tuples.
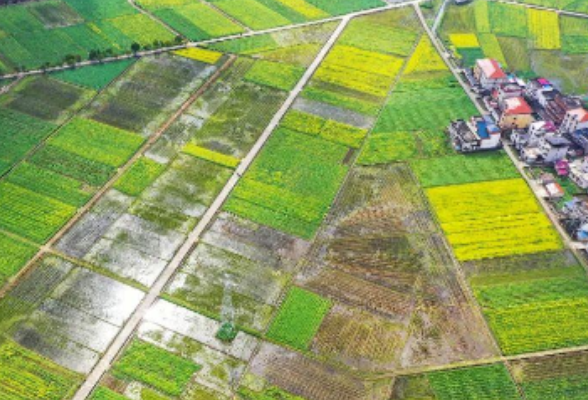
(0, 36), (185, 75)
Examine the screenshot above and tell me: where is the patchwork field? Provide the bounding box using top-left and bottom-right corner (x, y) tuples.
(512, 350), (588, 399)
(440, 0), (588, 93)
(0, 2), (587, 400)
(463, 251), (588, 355)
(207, 22), (338, 67)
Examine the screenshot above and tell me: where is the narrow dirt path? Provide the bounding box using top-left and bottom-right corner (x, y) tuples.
(71, 17), (351, 400)
(0, 57), (235, 300)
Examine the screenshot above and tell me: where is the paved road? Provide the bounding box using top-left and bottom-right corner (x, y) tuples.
(414, 3), (588, 391)
(431, 0), (450, 32)
(417, 4), (582, 256)
(0, 0), (421, 81)
(0, 57), (234, 300)
(71, 17), (351, 400)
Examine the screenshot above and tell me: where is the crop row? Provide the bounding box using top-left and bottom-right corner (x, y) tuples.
(427, 179), (562, 261)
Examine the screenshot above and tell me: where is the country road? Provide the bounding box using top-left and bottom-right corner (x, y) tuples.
(0, 0), (421, 81)
(419, 4), (584, 258)
(71, 16), (351, 400)
(412, 1), (588, 389)
(4, 0), (588, 395)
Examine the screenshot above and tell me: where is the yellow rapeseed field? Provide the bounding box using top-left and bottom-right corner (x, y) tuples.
(182, 143), (240, 168)
(449, 33), (480, 48)
(174, 47), (223, 64)
(404, 37), (448, 75)
(528, 9), (561, 50)
(324, 45), (405, 77)
(427, 179), (562, 261)
(274, 0), (329, 19)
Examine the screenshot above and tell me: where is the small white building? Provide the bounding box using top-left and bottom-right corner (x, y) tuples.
(570, 158), (588, 189)
(474, 59), (508, 90)
(545, 181), (565, 199)
(513, 121), (568, 165)
(560, 108), (588, 135)
(448, 115), (502, 153)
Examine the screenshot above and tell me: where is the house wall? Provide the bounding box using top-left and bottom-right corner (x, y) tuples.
(500, 114), (534, 130)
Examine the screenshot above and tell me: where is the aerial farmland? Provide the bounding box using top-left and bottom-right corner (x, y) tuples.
(1, 0), (588, 399)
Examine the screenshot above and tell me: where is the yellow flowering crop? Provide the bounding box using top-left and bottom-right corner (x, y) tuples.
(427, 179), (562, 261)
(324, 45), (405, 78)
(528, 9), (561, 50)
(174, 47), (223, 64)
(404, 37), (448, 75)
(449, 34), (480, 48)
(274, 0), (328, 19)
(182, 143), (240, 168)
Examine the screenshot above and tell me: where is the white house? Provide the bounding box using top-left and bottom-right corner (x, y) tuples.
(570, 158), (588, 189)
(474, 59), (508, 90)
(448, 115), (501, 153)
(560, 108), (588, 135)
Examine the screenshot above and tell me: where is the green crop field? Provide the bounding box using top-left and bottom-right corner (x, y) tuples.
(244, 60), (305, 91)
(428, 364), (521, 400)
(225, 128), (349, 238)
(0, 233), (37, 285)
(0, 2), (587, 399)
(467, 252), (588, 355)
(267, 287), (332, 350)
(0, 182), (76, 243)
(30, 144), (116, 186)
(49, 117), (144, 167)
(0, 341), (80, 399)
(7, 162), (94, 207)
(112, 340), (201, 397)
(0, 107), (56, 175)
(358, 130), (453, 164)
(151, 3), (245, 41)
(52, 59), (135, 90)
(411, 152), (519, 188)
(281, 110), (368, 148)
(114, 157), (166, 196)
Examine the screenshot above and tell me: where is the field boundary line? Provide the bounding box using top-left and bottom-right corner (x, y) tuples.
(0, 62), (141, 299)
(0, 0), (423, 81)
(70, 17), (351, 400)
(414, 5), (530, 399)
(126, 0), (185, 38)
(201, 0), (252, 33)
(489, 0), (588, 19)
(0, 56), (234, 301)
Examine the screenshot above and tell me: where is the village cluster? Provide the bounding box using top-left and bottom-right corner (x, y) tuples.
(450, 57), (588, 242)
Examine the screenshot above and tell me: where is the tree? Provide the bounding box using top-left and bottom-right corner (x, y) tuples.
(63, 54), (77, 66)
(131, 42), (141, 54)
(174, 35), (183, 44)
